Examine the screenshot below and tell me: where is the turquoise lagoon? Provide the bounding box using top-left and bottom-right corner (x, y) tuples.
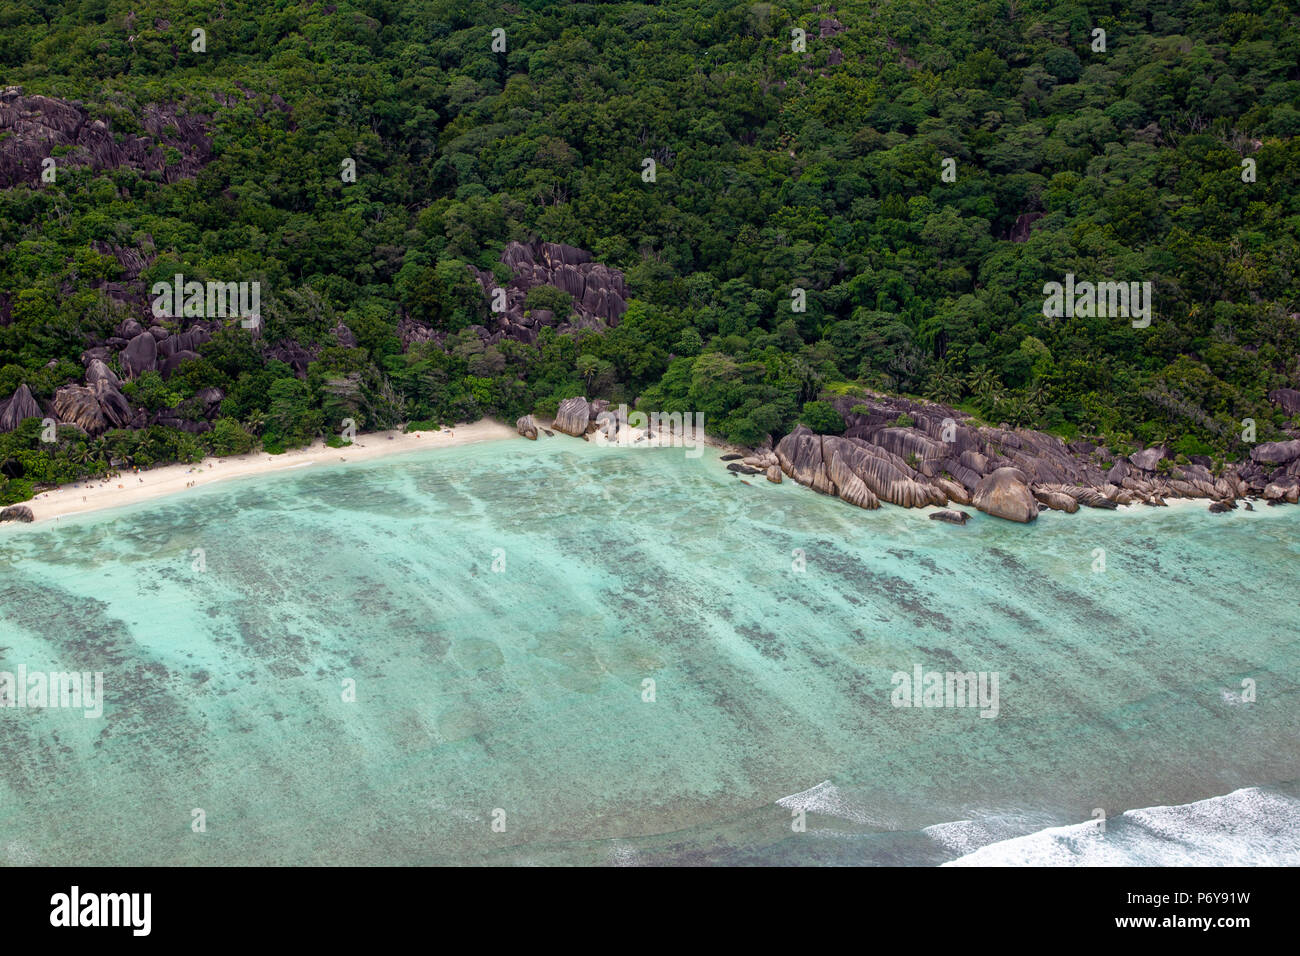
(1, 435), (1297, 865)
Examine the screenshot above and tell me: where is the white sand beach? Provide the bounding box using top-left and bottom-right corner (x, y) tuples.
(14, 419), (518, 525)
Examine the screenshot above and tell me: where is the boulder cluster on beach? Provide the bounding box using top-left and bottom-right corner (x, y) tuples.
(763, 394), (1300, 522)
(530, 392), (1300, 524)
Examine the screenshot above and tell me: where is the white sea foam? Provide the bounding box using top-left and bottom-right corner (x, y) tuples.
(940, 788), (1300, 866)
(776, 780), (885, 827)
(923, 810), (1060, 856)
(609, 841), (639, 866)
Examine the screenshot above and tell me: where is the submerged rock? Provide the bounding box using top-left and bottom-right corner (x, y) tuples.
(929, 509), (969, 524)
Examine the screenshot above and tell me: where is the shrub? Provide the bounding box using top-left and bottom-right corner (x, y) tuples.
(524, 285), (574, 317)
(404, 419), (443, 432)
(800, 401), (845, 435)
(208, 418), (254, 457)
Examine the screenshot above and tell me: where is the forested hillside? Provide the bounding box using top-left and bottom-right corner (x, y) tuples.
(2, 0), (1298, 504)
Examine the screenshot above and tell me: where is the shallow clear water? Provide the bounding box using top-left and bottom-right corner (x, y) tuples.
(1, 436), (1297, 865)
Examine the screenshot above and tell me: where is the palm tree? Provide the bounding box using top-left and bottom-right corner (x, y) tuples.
(924, 371), (963, 404)
(966, 366), (997, 398)
(1003, 397), (1033, 428)
(577, 354), (601, 392)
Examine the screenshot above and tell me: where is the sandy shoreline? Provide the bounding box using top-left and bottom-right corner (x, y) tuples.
(6, 414), (1257, 530)
(10, 419), (518, 526)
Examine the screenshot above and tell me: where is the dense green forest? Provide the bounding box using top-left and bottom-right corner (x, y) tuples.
(1, 0), (1298, 504)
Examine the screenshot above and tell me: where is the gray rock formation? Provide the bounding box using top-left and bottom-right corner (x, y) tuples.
(468, 241), (629, 344)
(1034, 489), (1080, 513)
(53, 385), (107, 435)
(121, 331), (158, 378)
(1250, 439), (1300, 465)
(0, 384), (41, 432)
(1268, 388), (1300, 414)
(0, 87), (212, 189)
(516, 415), (539, 440)
(1129, 447), (1167, 471)
(0, 505), (34, 522)
(161, 350), (200, 378)
(934, 477), (971, 505)
(774, 425), (835, 495)
(553, 397), (592, 437)
(85, 358), (120, 389)
(973, 467), (1038, 523)
(537, 386), (1298, 522)
(929, 509), (970, 524)
(94, 380), (132, 428)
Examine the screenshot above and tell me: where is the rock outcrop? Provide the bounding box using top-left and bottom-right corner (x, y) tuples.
(53, 385), (108, 435)
(533, 386), (1300, 523)
(1034, 489), (1080, 513)
(516, 415), (539, 440)
(553, 397), (592, 437)
(1250, 440), (1300, 465)
(973, 467), (1039, 523)
(0, 384), (41, 432)
(0, 86), (213, 189)
(929, 509), (969, 524)
(1129, 446), (1167, 471)
(121, 331), (158, 378)
(1268, 388), (1300, 415)
(0, 505), (34, 522)
(468, 241), (629, 344)
(774, 425), (835, 495)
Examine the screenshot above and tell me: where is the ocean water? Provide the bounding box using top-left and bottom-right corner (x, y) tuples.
(0, 435), (1296, 866)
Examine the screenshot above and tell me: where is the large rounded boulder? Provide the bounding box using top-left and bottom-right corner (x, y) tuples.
(120, 331), (158, 378)
(972, 467), (1039, 523)
(1250, 439), (1300, 465)
(553, 397), (591, 437)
